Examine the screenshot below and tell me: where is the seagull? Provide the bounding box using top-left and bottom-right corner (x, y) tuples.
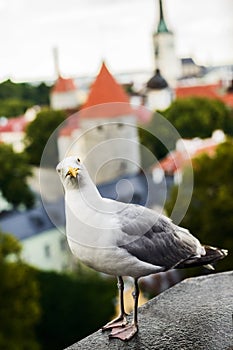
(56, 156), (228, 341)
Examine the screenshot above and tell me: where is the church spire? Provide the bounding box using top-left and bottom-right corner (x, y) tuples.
(53, 47), (61, 78)
(157, 0), (169, 33)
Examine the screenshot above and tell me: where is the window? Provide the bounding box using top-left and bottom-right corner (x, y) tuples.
(60, 238), (67, 251)
(44, 244), (51, 258)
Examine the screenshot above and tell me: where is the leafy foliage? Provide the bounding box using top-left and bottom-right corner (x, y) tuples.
(0, 144), (34, 209)
(24, 109), (66, 166)
(36, 270), (116, 350)
(139, 97), (233, 165)
(0, 231), (40, 350)
(164, 97), (233, 138)
(0, 232), (116, 350)
(139, 124), (169, 165)
(166, 140), (233, 272)
(139, 113), (178, 166)
(0, 80), (50, 117)
(0, 98), (32, 118)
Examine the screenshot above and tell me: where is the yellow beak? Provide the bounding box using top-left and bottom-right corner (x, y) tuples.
(66, 167), (79, 178)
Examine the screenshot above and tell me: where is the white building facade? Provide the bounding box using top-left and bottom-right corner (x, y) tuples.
(153, 0), (181, 86)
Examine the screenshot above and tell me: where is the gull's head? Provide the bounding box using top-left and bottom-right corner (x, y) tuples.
(56, 156), (85, 190)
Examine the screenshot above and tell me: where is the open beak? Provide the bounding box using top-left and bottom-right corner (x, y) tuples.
(66, 167), (79, 178)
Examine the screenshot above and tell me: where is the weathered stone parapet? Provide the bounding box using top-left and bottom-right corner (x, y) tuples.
(65, 271), (233, 350)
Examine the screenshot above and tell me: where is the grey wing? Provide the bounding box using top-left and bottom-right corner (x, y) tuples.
(117, 204), (202, 270)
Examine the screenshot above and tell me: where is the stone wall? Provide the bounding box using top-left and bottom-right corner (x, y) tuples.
(65, 271), (233, 350)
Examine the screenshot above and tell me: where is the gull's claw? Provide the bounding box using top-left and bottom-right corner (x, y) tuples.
(102, 314), (128, 331)
(109, 323), (138, 341)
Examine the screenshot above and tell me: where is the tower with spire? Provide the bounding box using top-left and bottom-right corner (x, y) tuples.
(58, 61), (141, 184)
(153, 0), (181, 86)
(50, 47), (79, 110)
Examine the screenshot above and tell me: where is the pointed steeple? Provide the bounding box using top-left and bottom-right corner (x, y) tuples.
(53, 47), (61, 78)
(83, 61), (130, 107)
(81, 61), (132, 117)
(157, 0), (169, 33)
(51, 76), (76, 93)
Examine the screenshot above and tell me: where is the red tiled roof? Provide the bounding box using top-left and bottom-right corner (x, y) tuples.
(221, 93), (233, 107)
(175, 83), (233, 108)
(158, 151), (186, 175)
(176, 84), (220, 99)
(156, 143), (218, 175)
(0, 115), (27, 133)
(51, 76), (77, 93)
(81, 62), (132, 118)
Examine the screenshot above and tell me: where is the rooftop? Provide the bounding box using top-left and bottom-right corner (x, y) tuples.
(147, 69), (169, 90)
(154, 131), (225, 175)
(0, 200), (65, 240)
(0, 115), (27, 133)
(81, 62), (132, 118)
(51, 76), (77, 94)
(175, 83), (233, 108)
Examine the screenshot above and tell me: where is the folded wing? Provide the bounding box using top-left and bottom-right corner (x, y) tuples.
(117, 204), (205, 270)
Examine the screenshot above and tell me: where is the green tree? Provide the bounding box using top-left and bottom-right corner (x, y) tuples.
(34, 83), (50, 105)
(0, 98), (32, 118)
(139, 117), (175, 165)
(139, 111), (181, 166)
(24, 109), (66, 166)
(0, 231), (40, 350)
(139, 97), (233, 166)
(166, 139), (233, 272)
(0, 144), (34, 209)
(0, 79), (50, 112)
(0, 80), (19, 100)
(164, 97), (233, 139)
(36, 270), (116, 350)
(19, 82), (50, 106)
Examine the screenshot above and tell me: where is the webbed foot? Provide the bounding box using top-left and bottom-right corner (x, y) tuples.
(109, 323), (138, 341)
(102, 314), (128, 331)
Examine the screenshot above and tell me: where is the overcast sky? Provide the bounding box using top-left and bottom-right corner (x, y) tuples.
(0, 0), (232, 82)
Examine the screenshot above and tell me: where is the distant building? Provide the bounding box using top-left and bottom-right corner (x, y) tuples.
(145, 68), (173, 111)
(0, 115), (27, 152)
(152, 130), (226, 185)
(0, 201), (74, 272)
(50, 47), (80, 111)
(50, 75), (79, 110)
(0, 106), (39, 152)
(180, 58), (204, 79)
(58, 62), (141, 184)
(175, 83), (233, 108)
(153, 0), (181, 86)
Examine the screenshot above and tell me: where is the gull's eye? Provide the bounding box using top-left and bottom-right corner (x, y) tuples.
(77, 158), (81, 163)
(57, 168), (61, 173)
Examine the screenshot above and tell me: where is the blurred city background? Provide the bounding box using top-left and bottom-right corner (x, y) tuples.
(0, 0), (232, 349)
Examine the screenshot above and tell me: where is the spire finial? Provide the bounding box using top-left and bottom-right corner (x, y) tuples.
(159, 0), (164, 21)
(53, 47), (61, 78)
(157, 0), (169, 33)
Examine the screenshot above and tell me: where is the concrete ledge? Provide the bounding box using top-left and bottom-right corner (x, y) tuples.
(65, 271), (233, 350)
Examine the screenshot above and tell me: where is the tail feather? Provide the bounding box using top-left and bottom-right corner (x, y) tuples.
(176, 245), (228, 269)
